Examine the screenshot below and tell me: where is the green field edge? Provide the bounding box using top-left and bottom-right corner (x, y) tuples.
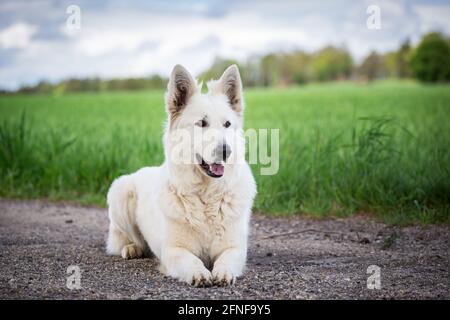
(1, 193), (448, 226)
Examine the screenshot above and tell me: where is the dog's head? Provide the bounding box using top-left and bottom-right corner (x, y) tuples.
(164, 64), (245, 179)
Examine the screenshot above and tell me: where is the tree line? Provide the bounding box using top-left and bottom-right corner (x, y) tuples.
(202, 32), (450, 86)
(5, 32), (450, 95)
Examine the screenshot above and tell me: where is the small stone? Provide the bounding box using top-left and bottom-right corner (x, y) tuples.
(359, 237), (371, 244)
(8, 279), (17, 289)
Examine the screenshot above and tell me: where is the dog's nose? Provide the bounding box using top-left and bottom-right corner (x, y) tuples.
(218, 143), (231, 161)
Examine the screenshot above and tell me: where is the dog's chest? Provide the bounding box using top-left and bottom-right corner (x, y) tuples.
(182, 193), (227, 237)
(165, 185), (232, 238)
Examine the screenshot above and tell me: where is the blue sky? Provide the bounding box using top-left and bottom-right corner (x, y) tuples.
(0, 0), (449, 90)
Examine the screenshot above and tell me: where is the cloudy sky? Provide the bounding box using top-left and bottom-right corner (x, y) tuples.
(0, 0), (449, 90)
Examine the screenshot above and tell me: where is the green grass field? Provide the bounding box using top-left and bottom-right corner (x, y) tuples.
(0, 81), (449, 224)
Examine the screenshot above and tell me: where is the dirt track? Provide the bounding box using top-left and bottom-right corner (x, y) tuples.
(0, 199), (448, 299)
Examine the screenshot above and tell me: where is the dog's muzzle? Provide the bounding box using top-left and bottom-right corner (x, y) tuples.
(216, 143), (231, 162)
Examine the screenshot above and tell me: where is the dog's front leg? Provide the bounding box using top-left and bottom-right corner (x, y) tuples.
(161, 247), (212, 287)
(212, 247), (246, 286)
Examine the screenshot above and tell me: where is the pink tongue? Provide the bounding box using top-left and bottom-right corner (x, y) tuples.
(210, 163), (224, 176)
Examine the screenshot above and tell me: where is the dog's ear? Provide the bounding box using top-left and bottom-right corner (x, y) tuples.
(166, 65), (197, 116)
(214, 64), (243, 115)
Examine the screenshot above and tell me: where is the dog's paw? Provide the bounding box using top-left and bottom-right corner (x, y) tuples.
(188, 269), (213, 287)
(121, 244), (143, 259)
(212, 267), (236, 287)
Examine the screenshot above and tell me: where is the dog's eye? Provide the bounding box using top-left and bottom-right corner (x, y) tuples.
(224, 121), (231, 128)
(196, 119), (208, 127)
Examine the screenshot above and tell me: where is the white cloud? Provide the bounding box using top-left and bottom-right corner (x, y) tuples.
(0, 22), (38, 49)
(413, 4), (450, 34)
(1, 1), (450, 90)
(56, 11), (311, 76)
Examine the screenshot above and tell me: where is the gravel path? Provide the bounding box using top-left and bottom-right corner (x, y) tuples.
(0, 199), (448, 299)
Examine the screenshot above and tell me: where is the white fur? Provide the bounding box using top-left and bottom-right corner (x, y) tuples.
(106, 65), (256, 287)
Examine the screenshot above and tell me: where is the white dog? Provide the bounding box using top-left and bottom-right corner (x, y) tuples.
(106, 64), (256, 287)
